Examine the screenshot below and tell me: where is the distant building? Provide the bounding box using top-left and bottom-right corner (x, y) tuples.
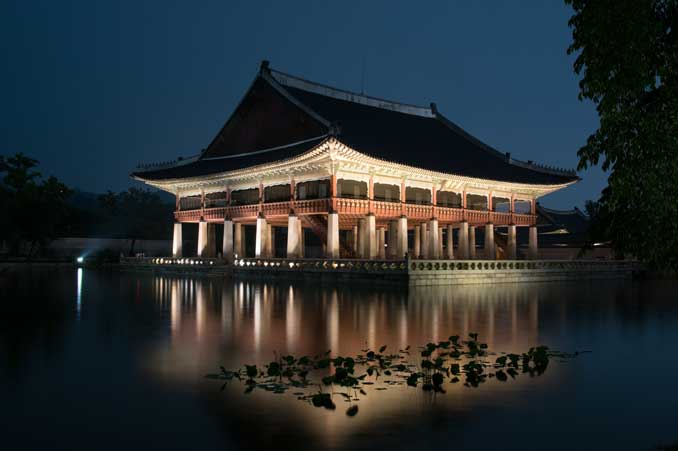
(132, 61), (579, 262)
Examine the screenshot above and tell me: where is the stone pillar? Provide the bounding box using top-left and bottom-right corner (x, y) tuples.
(484, 223), (495, 260)
(438, 227), (444, 257)
(429, 219), (439, 259)
(255, 215), (267, 258)
(367, 214), (377, 259)
(287, 215), (301, 258)
(267, 224), (275, 257)
(351, 226), (360, 257)
(358, 218), (367, 258)
(298, 220), (305, 258)
(397, 216), (408, 258)
(446, 224), (454, 259)
(234, 223), (243, 258)
(414, 225), (421, 258)
(420, 222), (428, 259)
(528, 225), (538, 260)
(387, 221), (397, 259)
(506, 224), (517, 260)
(377, 228), (386, 259)
(327, 212), (340, 259)
(197, 220), (208, 257)
(172, 222), (182, 257)
(223, 219), (234, 264)
(458, 221), (469, 260)
(206, 223), (216, 258)
(469, 226), (477, 259)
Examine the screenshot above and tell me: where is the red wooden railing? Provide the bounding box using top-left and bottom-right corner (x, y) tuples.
(175, 198), (537, 226)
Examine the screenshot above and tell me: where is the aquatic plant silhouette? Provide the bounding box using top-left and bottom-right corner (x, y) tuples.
(206, 333), (579, 416)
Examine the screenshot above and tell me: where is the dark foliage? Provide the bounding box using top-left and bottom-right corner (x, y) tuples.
(566, 0), (678, 269)
(0, 153), (72, 256)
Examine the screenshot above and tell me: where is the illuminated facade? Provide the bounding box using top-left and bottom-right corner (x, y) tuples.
(132, 61), (578, 262)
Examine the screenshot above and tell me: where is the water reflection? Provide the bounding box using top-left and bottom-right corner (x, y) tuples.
(6, 270), (675, 451)
(131, 275), (573, 450)
(76, 268), (83, 319)
(150, 277), (552, 363)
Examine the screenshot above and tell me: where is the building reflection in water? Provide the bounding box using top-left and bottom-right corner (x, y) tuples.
(131, 275), (592, 449)
(151, 276), (546, 365)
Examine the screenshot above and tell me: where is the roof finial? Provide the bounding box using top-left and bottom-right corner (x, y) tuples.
(430, 102), (438, 114)
(260, 60), (270, 74)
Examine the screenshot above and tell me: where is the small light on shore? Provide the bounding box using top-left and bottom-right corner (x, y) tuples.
(76, 257), (84, 264)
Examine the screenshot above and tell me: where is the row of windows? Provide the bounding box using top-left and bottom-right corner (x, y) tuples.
(180, 181), (532, 212)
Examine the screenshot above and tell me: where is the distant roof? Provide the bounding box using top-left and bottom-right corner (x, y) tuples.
(133, 61), (579, 185)
(536, 205), (589, 234)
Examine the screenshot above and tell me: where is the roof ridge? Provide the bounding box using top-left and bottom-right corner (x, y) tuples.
(201, 135), (329, 161)
(267, 66), (435, 118)
(538, 205), (580, 215)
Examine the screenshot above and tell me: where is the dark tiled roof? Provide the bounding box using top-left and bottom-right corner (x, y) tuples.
(132, 136), (327, 181)
(133, 63), (579, 185)
(282, 84), (578, 185)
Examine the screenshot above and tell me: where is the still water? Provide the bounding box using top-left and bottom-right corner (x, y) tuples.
(1, 267), (677, 451)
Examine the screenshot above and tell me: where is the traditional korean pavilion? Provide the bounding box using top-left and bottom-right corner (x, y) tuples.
(132, 61), (579, 263)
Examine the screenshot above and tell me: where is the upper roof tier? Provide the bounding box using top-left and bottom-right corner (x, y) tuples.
(133, 61), (579, 186)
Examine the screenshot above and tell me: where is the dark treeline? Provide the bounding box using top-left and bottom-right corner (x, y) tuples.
(0, 153), (173, 257)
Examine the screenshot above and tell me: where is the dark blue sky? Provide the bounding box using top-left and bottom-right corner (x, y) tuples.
(1, 0), (605, 209)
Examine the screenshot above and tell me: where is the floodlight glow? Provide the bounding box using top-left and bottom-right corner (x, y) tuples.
(76, 257), (84, 264)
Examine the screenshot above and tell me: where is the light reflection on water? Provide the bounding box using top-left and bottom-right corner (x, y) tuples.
(2, 269), (678, 451)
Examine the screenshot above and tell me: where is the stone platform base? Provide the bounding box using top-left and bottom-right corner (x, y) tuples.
(120, 257), (640, 286)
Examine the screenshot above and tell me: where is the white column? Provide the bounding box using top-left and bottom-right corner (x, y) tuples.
(507, 224), (517, 260)
(469, 225), (477, 259)
(484, 223), (495, 260)
(234, 223), (243, 257)
(367, 214), (377, 259)
(172, 223), (182, 257)
(397, 216), (408, 258)
(358, 218), (367, 258)
(287, 215), (301, 258)
(420, 222), (428, 259)
(429, 219), (439, 259)
(327, 212), (340, 259)
(528, 225), (538, 260)
(223, 219), (234, 264)
(378, 228), (386, 259)
(255, 215), (267, 258)
(197, 220), (208, 257)
(446, 224), (454, 259)
(414, 225), (421, 258)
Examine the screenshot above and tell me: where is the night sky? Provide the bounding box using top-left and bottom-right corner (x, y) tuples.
(1, 1), (605, 209)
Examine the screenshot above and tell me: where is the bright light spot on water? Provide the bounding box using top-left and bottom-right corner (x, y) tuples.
(76, 268), (83, 319)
